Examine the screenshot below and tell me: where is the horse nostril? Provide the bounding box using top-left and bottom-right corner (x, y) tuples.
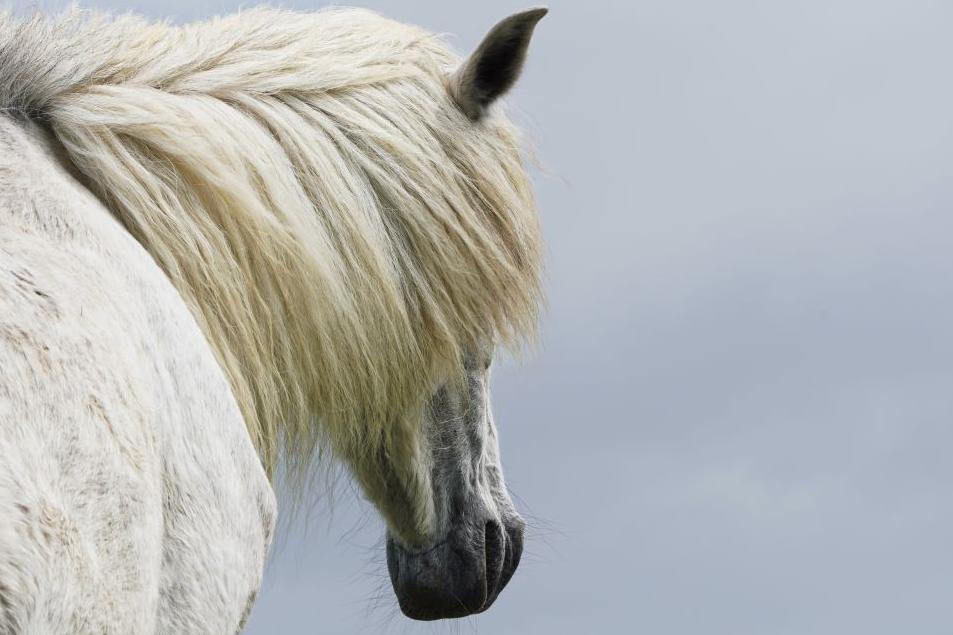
(483, 520), (505, 600)
(498, 517), (524, 593)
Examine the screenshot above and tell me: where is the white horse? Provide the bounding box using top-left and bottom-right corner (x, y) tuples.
(0, 4), (545, 632)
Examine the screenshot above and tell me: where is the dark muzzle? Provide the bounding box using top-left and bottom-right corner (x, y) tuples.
(386, 516), (525, 620)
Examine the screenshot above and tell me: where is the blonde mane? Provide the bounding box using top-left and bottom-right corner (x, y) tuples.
(0, 7), (542, 480)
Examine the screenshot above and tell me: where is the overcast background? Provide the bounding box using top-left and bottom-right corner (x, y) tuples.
(15, 0), (953, 632)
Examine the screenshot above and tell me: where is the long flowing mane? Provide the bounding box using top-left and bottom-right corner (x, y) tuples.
(0, 7), (542, 479)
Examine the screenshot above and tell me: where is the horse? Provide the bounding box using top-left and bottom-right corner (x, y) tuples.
(0, 4), (546, 632)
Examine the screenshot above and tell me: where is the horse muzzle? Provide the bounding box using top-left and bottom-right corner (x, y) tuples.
(386, 515), (525, 620)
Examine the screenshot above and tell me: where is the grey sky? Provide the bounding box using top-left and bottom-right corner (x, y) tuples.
(15, 0), (953, 632)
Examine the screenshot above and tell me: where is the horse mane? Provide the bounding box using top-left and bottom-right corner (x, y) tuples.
(0, 7), (542, 480)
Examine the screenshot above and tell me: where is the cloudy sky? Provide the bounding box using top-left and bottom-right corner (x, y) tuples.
(16, 0), (953, 632)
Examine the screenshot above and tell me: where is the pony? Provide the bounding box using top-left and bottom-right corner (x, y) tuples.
(0, 3), (546, 631)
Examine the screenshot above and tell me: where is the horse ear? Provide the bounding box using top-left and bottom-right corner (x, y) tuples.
(450, 7), (548, 120)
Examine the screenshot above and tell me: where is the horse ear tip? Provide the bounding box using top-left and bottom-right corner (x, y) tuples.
(510, 6), (549, 29)
(525, 6), (549, 21)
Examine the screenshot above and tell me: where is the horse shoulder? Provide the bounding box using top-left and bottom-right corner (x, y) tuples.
(0, 114), (275, 633)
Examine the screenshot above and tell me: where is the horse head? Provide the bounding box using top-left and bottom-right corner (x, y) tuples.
(345, 8), (546, 620)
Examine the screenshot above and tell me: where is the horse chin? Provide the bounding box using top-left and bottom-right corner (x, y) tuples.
(385, 516), (525, 621)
